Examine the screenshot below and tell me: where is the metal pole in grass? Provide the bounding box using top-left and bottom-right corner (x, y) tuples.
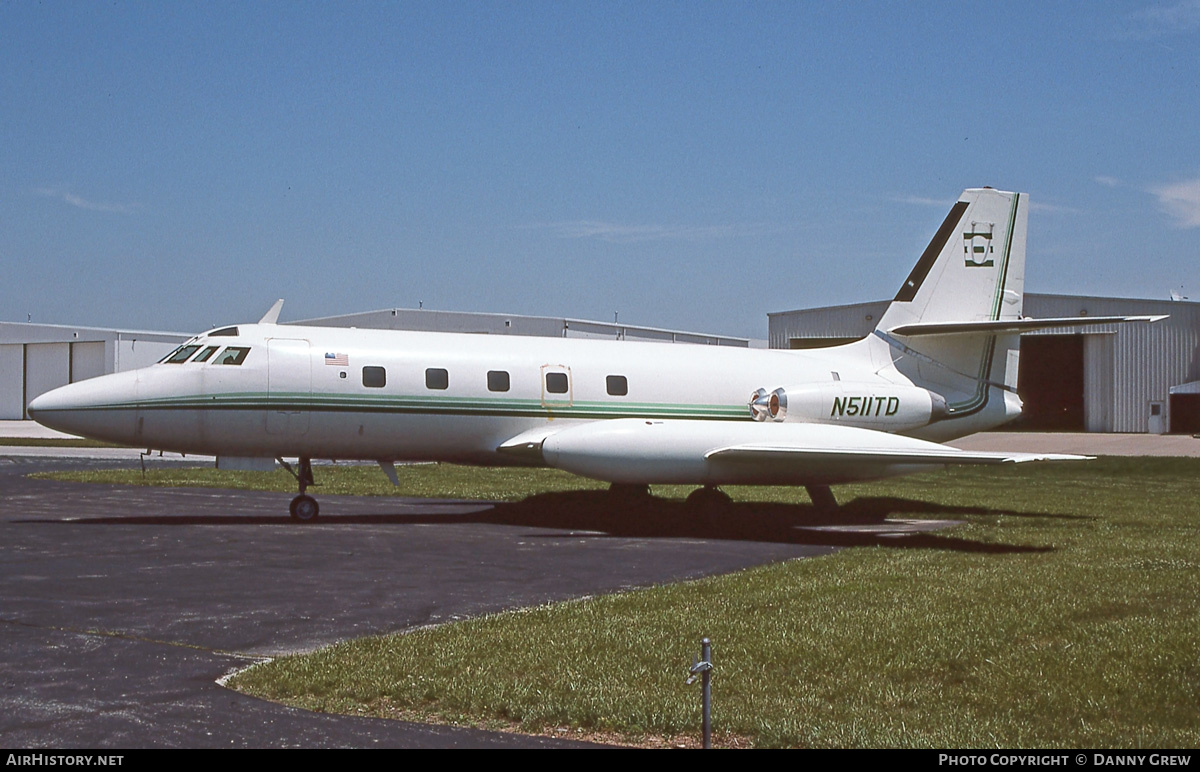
(686, 637), (714, 748)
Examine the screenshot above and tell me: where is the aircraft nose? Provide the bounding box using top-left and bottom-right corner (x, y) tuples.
(27, 383), (82, 422)
(27, 384), (78, 418)
(27, 371), (140, 442)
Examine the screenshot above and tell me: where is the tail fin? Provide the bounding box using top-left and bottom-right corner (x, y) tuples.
(878, 188), (1027, 332)
(873, 188), (1027, 430)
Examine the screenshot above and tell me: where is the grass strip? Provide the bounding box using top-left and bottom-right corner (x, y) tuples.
(38, 457), (1200, 747)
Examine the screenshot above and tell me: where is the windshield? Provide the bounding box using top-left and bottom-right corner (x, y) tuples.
(213, 346), (250, 365)
(162, 344), (201, 364)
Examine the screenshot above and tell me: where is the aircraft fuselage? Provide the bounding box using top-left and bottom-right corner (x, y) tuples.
(28, 321), (1014, 480)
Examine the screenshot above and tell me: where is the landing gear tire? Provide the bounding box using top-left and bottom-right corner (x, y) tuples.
(686, 486), (731, 526)
(289, 494), (320, 522)
(686, 486), (732, 508)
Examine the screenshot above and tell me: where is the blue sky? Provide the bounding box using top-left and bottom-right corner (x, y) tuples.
(3, 1), (1198, 337)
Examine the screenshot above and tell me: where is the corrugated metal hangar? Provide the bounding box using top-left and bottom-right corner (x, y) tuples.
(769, 293), (1200, 434)
(298, 307), (754, 347)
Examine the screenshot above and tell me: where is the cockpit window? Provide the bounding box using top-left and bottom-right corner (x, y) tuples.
(209, 327), (240, 337)
(193, 345), (219, 363)
(214, 346), (250, 365)
(164, 345), (202, 364)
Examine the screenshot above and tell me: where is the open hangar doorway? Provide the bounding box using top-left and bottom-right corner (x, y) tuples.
(1169, 382), (1200, 435)
(1012, 332), (1118, 432)
(1012, 335), (1086, 431)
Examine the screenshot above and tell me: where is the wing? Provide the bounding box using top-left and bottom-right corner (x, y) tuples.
(518, 418), (1089, 486)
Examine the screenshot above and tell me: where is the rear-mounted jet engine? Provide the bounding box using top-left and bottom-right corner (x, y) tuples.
(749, 383), (950, 432)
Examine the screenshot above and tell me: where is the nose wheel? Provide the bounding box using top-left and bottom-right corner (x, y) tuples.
(279, 456), (320, 522)
(289, 494), (319, 521)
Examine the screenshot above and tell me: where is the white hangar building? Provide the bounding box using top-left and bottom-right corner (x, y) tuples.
(769, 293), (1200, 434)
(0, 323), (186, 421)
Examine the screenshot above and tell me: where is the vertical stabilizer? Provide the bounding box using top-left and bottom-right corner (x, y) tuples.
(874, 189), (1027, 435)
(878, 188), (1026, 331)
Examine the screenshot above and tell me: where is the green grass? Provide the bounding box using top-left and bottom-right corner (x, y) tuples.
(37, 458), (1200, 747)
(35, 462), (610, 500)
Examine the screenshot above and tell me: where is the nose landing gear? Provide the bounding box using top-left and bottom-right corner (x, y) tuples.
(278, 456), (319, 521)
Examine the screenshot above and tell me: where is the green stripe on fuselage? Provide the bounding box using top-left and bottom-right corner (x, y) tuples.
(66, 391), (749, 422)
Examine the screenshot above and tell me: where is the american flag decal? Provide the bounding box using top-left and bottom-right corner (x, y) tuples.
(324, 352), (349, 366)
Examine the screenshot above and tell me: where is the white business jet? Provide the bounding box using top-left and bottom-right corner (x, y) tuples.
(29, 189), (1162, 520)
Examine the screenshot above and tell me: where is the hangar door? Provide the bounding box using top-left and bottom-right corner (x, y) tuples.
(1014, 335), (1085, 431)
(24, 344), (71, 420)
(0, 345), (22, 419)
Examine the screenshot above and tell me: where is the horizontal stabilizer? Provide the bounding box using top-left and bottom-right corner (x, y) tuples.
(888, 315), (1166, 337)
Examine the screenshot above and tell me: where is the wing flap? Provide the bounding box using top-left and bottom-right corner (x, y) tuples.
(706, 444), (1090, 466)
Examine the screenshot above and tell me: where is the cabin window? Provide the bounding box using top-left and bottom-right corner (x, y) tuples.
(545, 372), (568, 394)
(362, 366), (386, 388)
(426, 368), (449, 390)
(193, 346), (219, 363)
(487, 370), (510, 392)
(214, 346), (250, 365)
(165, 345), (201, 364)
(606, 375), (628, 396)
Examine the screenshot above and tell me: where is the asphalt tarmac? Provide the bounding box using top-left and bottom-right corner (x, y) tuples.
(0, 455), (960, 748)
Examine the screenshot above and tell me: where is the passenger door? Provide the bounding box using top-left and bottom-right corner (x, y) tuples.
(266, 338), (312, 435)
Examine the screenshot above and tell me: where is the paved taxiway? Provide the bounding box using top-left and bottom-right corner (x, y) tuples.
(0, 449), (977, 748)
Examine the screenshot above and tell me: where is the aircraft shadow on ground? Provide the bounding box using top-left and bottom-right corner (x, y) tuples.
(481, 491), (1058, 554)
(24, 488), (1072, 555)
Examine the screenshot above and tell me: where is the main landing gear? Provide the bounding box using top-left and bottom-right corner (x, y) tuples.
(685, 486), (732, 510)
(278, 456), (319, 522)
(607, 482), (652, 505)
(805, 485), (838, 516)
(684, 485), (733, 525)
(607, 482), (840, 523)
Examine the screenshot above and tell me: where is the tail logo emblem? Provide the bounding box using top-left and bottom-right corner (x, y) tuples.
(963, 221), (995, 267)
